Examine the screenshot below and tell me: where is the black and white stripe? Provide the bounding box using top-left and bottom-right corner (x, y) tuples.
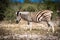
(16, 10), (54, 32)
(36, 10), (47, 22)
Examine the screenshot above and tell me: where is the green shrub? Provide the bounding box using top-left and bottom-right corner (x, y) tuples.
(4, 3), (59, 22)
(4, 7), (16, 21)
(22, 6), (36, 12)
(19, 3), (38, 12)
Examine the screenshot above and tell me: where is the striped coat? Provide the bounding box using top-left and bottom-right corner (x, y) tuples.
(16, 10), (54, 32)
(16, 10), (53, 23)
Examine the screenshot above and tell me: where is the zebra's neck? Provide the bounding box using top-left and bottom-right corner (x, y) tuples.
(20, 13), (32, 22)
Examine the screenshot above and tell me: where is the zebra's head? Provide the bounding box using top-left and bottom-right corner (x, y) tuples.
(16, 11), (29, 24)
(16, 11), (21, 24)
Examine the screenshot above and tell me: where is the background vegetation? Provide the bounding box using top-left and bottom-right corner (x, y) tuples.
(0, 0), (60, 22)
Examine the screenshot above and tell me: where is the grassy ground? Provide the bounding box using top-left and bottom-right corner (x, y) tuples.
(0, 19), (60, 40)
(0, 19), (60, 35)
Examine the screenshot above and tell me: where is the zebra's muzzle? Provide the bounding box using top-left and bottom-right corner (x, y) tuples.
(16, 20), (19, 24)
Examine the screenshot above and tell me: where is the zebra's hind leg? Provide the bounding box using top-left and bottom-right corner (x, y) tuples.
(47, 21), (54, 33)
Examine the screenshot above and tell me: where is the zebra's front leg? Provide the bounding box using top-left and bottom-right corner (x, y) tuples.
(28, 21), (30, 25)
(27, 21), (32, 31)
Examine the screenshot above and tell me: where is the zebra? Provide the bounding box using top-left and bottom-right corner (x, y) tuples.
(15, 10), (54, 33)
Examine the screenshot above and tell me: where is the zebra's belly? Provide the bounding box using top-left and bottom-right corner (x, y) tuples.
(31, 17), (39, 23)
(31, 17), (46, 23)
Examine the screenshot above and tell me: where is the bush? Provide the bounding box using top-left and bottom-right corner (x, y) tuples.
(23, 6), (36, 12)
(51, 10), (59, 20)
(4, 7), (16, 21)
(19, 3), (38, 12)
(4, 3), (59, 22)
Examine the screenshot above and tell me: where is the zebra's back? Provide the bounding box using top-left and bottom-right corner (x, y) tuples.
(30, 10), (53, 22)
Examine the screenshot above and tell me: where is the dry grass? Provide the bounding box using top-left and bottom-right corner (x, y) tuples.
(0, 20), (60, 40)
(0, 19), (50, 35)
(0, 19), (60, 35)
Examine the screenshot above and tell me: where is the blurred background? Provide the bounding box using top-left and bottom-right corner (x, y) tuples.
(0, 0), (60, 40)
